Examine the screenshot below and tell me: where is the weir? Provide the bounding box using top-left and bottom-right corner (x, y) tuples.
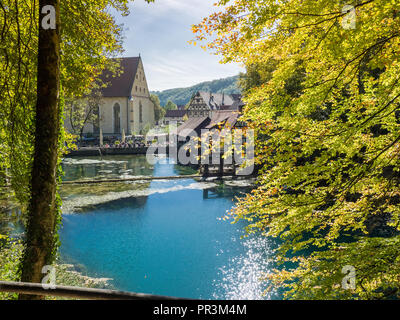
(61, 172), (247, 185)
(62, 174), (201, 185)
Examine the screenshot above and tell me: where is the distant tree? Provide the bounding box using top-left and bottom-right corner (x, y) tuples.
(65, 89), (103, 143)
(141, 123), (152, 136)
(150, 94), (166, 122)
(165, 100), (178, 110)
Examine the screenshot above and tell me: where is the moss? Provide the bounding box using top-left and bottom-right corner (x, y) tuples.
(60, 181), (151, 199)
(0, 239), (113, 300)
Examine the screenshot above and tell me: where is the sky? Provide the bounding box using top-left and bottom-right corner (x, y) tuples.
(114, 0), (244, 92)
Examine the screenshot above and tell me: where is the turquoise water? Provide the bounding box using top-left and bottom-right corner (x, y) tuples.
(59, 156), (273, 299)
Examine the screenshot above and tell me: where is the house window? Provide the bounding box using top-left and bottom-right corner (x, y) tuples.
(113, 103), (121, 134)
(139, 102), (143, 123)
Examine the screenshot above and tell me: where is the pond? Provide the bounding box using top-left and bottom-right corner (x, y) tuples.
(57, 155), (275, 299)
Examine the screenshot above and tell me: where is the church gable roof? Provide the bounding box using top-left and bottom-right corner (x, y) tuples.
(99, 57), (140, 98)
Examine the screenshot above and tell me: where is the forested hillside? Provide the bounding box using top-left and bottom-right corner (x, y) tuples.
(151, 75), (240, 107)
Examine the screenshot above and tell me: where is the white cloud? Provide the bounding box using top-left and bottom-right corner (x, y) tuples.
(116, 0), (244, 91)
(144, 51), (243, 91)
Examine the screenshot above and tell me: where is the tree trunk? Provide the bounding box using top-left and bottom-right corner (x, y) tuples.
(19, 0), (61, 300)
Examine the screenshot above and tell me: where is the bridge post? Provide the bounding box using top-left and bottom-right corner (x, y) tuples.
(219, 152), (224, 178)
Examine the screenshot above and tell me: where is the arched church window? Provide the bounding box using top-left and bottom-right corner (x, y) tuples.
(113, 103), (121, 134)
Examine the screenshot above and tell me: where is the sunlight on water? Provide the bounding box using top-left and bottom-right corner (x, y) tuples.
(212, 236), (274, 300)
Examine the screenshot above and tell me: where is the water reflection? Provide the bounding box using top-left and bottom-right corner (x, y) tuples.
(0, 192), (24, 237)
(62, 156), (156, 181)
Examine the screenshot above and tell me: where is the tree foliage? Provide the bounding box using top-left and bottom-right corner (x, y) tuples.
(0, 0), (130, 205)
(150, 93), (166, 122)
(65, 90), (103, 142)
(194, 0), (400, 299)
(0, 0), (154, 295)
(164, 100), (178, 110)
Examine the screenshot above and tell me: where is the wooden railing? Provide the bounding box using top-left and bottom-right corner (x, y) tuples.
(0, 281), (184, 300)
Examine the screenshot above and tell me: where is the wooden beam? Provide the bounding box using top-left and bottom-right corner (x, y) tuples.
(0, 281), (184, 300)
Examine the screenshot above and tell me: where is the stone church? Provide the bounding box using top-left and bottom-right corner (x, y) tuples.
(65, 56), (155, 137)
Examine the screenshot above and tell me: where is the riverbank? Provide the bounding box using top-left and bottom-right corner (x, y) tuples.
(0, 238), (113, 300)
(66, 147), (148, 157)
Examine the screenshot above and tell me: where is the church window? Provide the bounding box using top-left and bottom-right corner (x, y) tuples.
(113, 103), (121, 134)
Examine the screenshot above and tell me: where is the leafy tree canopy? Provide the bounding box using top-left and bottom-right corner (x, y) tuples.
(0, 0), (154, 296)
(0, 0), (153, 205)
(150, 94), (166, 122)
(164, 100), (178, 110)
(194, 0), (400, 299)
